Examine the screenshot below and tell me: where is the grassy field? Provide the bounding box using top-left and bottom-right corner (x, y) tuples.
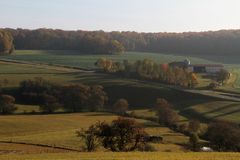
(1, 50), (219, 69)
(2, 50), (240, 89)
(183, 101), (240, 123)
(1, 58), (240, 123)
(0, 152), (240, 160)
(0, 112), (188, 152)
(0, 50), (239, 158)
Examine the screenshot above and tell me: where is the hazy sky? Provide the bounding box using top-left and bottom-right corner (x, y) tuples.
(1, 0), (240, 32)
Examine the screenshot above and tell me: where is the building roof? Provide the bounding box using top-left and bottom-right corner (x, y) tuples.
(189, 64), (224, 67)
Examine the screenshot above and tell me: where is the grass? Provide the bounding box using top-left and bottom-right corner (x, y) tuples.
(0, 50), (239, 158)
(1, 58), (240, 123)
(0, 112), (188, 152)
(0, 152), (239, 160)
(2, 50), (240, 90)
(0, 142), (69, 154)
(14, 104), (40, 114)
(2, 50), (217, 69)
(184, 101), (240, 123)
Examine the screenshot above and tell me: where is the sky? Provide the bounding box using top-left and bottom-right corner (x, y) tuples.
(0, 0), (240, 33)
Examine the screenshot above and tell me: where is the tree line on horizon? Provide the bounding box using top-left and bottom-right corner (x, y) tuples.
(2, 28), (240, 55)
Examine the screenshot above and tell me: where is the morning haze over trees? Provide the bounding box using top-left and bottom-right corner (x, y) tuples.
(2, 28), (240, 56)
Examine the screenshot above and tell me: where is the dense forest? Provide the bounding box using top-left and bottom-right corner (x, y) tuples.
(2, 28), (240, 55)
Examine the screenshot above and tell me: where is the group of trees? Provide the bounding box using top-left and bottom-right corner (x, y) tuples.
(18, 78), (108, 113)
(205, 121), (240, 152)
(152, 97), (240, 152)
(5, 28), (125, 54)
(0, 30), (14, 55)
(77, 117), (148, 152)
(96, 58), (197, 87)
(3, 28), (240, 56)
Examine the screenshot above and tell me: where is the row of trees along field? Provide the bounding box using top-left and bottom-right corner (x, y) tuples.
(17, 78), (108, 113)
(95, 58), (198, 88)
(2, 28), (240, 55)
(0, 29), (14, 55)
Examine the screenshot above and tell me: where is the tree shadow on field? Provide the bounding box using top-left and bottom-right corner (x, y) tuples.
(211, 109), (240, 119)
(201, 103), (239, 116)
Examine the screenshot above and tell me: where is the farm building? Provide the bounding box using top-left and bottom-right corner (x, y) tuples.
(169, 59), (224, 74)
(188, 64), (224, 73)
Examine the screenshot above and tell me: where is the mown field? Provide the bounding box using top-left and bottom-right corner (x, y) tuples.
(0, 112), (188, 152)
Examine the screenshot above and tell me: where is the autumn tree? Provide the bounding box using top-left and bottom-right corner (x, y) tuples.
(155, 98), (179, 127)
(96, 117), (148, 152)
(217, 69), (230, 84)
(0, 94), (16, 114)
(76, 124), (100, 152)
(88, 85), (108, 112)
(189, 132), (200, 151)
(95, 58), (113, 72)
(61, 84), (90, 112)
(40, 94), (60, 114)
(113, 98), (129, 115)
(109, 40), (125, 54)
(188, 119), (200, 133)
(0, 30), (14, 55)
(188, 120), (201, 151)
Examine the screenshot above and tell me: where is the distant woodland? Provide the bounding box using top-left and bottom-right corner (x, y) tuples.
(1, 28), (240, 55)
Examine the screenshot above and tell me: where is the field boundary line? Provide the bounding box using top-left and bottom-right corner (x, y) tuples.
(0, 141), (80, 152)
(0, 58), (94, 73)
